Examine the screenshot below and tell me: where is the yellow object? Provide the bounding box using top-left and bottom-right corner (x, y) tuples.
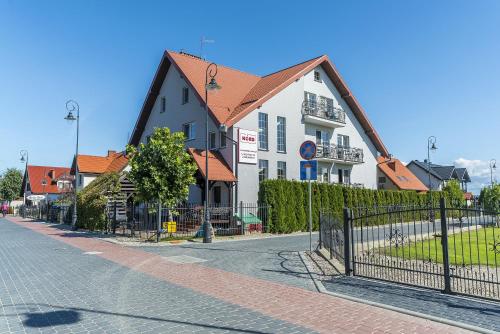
(162, 221), (176, 233)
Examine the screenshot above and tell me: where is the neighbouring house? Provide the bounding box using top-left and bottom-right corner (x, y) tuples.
(70, 150), (128, 190)
(21, 165), (73, 204)
(406, 160), (471, 192)
(128, 50), (389, 205)
(377, 157), (428, 192)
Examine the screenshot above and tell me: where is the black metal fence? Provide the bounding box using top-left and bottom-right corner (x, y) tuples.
(19, 204), (72, 224)
(128, 202), (269, 241)
(320, 199), (500, 301)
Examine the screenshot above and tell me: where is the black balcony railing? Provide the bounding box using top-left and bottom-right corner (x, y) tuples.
(316, 145), (364, 163)
(302, 100), (346, 123)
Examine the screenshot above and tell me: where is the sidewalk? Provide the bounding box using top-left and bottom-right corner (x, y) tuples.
(6, 216), (473, 333)
(304, 250), (500, 333)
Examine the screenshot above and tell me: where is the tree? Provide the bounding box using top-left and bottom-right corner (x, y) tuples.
(0, 168), (23, 202)
(126, 127), (197, 207)
(480, 184), (500, 212)
(442, 180), (464, 206)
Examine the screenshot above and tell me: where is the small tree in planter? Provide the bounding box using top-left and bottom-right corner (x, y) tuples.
(126, 127), (197, 241)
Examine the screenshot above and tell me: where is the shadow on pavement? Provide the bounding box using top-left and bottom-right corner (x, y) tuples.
(6, 303), (274, 333)
(23, 310), (80, 327)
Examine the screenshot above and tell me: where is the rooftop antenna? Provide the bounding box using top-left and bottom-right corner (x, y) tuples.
(200, 36), (215, 60)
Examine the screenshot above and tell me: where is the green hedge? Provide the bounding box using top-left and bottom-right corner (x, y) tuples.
(259, 180), (462, 233)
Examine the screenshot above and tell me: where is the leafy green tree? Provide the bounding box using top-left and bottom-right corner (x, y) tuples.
(481, 184), (500, 212)
(126, 127), (197, 207)
(443, 180), (464, 206)
(0, 168), (23, 202)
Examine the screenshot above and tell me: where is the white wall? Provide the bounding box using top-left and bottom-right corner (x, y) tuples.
(235, 66), (380, 203)
(407, 163), (443, 191)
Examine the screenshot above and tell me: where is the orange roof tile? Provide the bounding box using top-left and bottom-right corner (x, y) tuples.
(129, 51), (389, 157)
(377, 157), (428, 191)
(25, 165), (72, 194)
(75, 151), (128, 174)
(188, 148), (236, 182)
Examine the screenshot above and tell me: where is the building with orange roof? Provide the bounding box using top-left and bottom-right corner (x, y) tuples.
(70, 150), (128, 190)
(376, 157), (428, 192)
(21, 165), (73, 203)
(129, 50), (389, 204)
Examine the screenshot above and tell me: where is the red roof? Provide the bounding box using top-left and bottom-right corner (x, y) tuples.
(130, 51), (389, 157)
(377, 157), (428, 192)
(188, 148), (236, 182)
(26, 165), (72, 194)
(75, 151), (128, 174)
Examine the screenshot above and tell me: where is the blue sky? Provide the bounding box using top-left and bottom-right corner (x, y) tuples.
(0, 0), (498, 193)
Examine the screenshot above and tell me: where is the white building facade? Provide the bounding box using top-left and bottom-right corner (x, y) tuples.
(129, 51), (389, 205)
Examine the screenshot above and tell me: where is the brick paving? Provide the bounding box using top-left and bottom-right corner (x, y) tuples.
(1, 216), (473, 333)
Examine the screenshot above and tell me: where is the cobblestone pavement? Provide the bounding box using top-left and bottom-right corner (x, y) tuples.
(306, 251), (500, 332)
(139, 234), (319, 291)
(0, 217), (473, 333)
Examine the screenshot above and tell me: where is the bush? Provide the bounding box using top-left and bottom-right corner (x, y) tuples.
(259, 179), (451, 233)
(480, 185), (500, 213)
(77, 172), (121, 230)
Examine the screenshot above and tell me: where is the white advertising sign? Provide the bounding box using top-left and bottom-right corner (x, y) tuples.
(27, 195), (46, 201)
(238, 128), (258, 164)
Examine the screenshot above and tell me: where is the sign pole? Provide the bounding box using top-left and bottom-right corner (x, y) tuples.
(308, 177), (312, 253)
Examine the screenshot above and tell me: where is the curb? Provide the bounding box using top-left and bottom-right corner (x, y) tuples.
(298, 251), (495, 334)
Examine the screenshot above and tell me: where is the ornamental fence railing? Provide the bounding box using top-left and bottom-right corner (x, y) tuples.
(320, 199), (500, 301)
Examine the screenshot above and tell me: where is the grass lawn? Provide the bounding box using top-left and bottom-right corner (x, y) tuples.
(384, 227), (500, 266)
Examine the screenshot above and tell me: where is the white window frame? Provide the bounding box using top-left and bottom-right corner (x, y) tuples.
(258, 159), (269, 182)
(277, 161), (286, 180)
(314, 70), (321, 82)
(258, 113), (268, 150)
(337, 134), (350, 148)
(276, 116), (286, 153)
(182, 122), (196, 141)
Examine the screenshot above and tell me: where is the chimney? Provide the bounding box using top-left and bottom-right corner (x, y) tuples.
(107, 150), (116, 157)
(388, 161), (396, 172)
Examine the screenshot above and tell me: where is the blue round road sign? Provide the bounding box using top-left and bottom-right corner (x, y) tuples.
(300, 140), (317, 160)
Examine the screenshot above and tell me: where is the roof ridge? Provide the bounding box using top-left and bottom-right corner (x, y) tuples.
(262, 55), (324, 78)
(167, 50), (260, 79)
(28, 165), (70, 169)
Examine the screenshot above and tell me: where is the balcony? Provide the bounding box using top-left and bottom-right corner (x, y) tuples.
(302, 100), (346, 128)
(315, 145), (364, 164)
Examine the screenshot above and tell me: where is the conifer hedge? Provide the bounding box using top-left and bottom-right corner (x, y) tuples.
(259, 180), (459, 233)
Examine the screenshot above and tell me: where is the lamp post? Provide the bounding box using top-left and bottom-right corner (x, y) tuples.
(64, 100), (79, 230)
(203, 63), (221, 243)
(490, 159), (497, 187)
(427, 136), (437, 220)
(20, 150), (29, 205)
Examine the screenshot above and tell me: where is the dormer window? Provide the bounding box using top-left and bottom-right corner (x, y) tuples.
(314, 70), (321, 82)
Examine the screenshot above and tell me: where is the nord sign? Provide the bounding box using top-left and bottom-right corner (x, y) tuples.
(238, 128), (258, 164)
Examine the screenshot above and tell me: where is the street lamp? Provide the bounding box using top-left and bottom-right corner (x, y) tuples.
(427, 136), (437, 220)
(490, 159), (497, 187)
(203, 63), (221, 243)
(65, 99), (79, 230)
(20, 150), (29, 204)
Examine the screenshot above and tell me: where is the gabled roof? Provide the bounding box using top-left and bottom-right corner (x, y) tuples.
(377, 157), (428, 191)
(430, 164), (455, 180)
(407, 160), (443, 180)
(74, 151), (128, 174)
(129, 50), (389, 157)
(187, 148), (236, 182)
(453, 168), (471, 183)
(24, 165), (72, 194)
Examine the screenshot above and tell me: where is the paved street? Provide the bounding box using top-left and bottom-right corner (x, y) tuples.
(0, 216), (475, 333)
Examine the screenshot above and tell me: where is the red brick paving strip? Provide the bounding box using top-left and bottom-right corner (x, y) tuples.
(7, 217), (472, 334)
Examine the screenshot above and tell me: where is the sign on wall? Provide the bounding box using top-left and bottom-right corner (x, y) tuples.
(238, 128), (258, 164)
